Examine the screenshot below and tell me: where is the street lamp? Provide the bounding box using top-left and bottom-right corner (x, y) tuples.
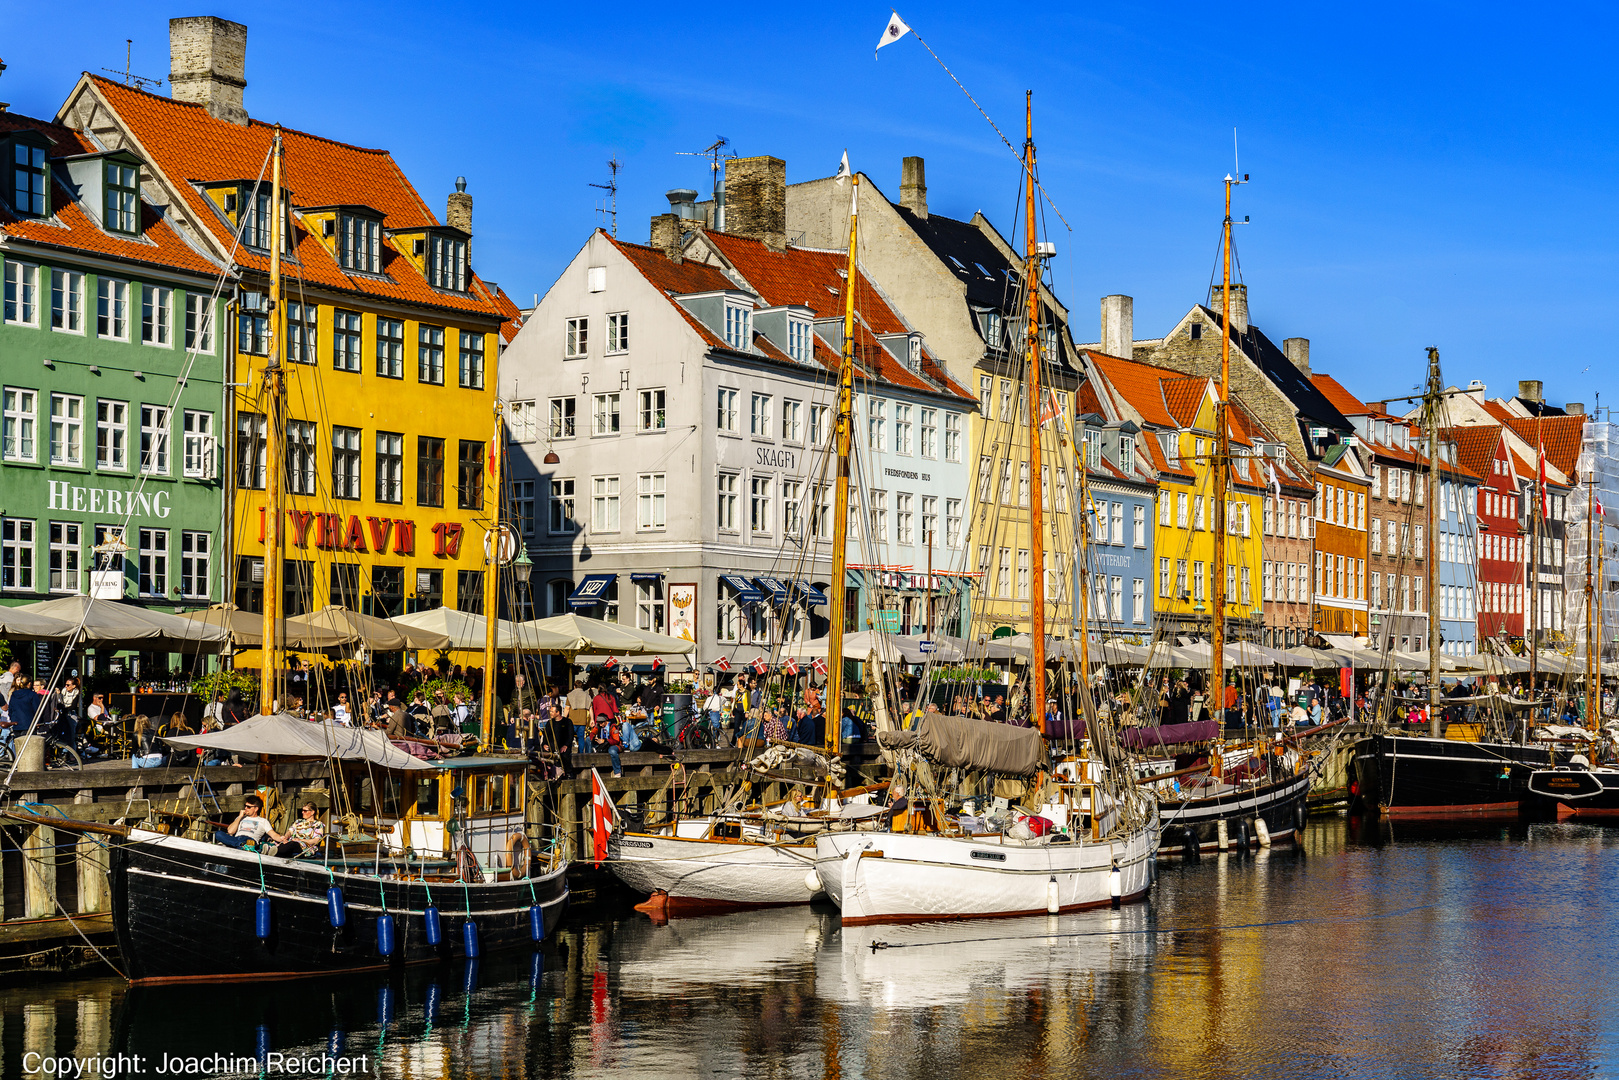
(512, 543), (533, 585)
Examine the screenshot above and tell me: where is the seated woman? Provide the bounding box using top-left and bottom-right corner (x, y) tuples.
(268, 802), (325, 858)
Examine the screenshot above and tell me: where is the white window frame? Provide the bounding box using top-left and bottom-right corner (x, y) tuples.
(717, 388), (739, 433)
(894, 403), (913, 455)
(140, 284), (172, 346)
(52, 394), (85, 466)
(2, 518), (35, 591)
(639, 388), (667, 433)
(565, 316), (588, 359)
(867, 397), (887, 451)
(945, 499), (962, 548)
(138, 527), (168, 597)
(508, 399), (539, 443)
(637, 472), (666, 530)
(591, 475), (621, 532)
(549, 478), (577, 534)
(48, 520), (80, 594)
(51, 270), (84, 334)
(3, 260), (38, 326)
(96, 277), (129, 340)
(810, 404), (829, 446)
(184, 291), (214, 353)
(750, 475), (773, 535)
(724, 304), (751, 350)
(781, 399), (802, 443)
(607, 311), (629, 354)
(3, 387), (37, 463)
(750, 393), (773, 438)
(716, 472), (739, 532)
(182, 410), (215, 479)
(868, 488), (887, 542)
(139, 404), (170, 475)
(592, 392), (621, 436)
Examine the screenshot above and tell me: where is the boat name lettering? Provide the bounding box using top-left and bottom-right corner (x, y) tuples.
(619, 839), (655, 849)
(969, 850), (1007, 862)
(757, 447), (796, 470)
(883, 467), (929, 481)
(48, 482), (170, 520)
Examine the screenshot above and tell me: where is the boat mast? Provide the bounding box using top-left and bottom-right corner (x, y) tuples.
(1023, 92), (1047, 733)
(480, 402), (505, 748)
(259, 128), (285, 716)
(1424, 347), (1442, 736)
(1211, 174), (1234, 718)
(1587, 471), (1597, 732)
(1529, 417), (1542, 720)
(825, 175), (860, 763)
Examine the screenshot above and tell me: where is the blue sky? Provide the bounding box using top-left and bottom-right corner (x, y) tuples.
(5, 1), (1615, 412)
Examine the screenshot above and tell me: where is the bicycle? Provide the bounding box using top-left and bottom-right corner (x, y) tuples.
(0, 731), (84, 771)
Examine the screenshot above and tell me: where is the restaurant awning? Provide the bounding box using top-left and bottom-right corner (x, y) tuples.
(755, 576), (791, 604)
(793, 581), (829, 606)
(10, 595), (230, 652)
(568, 574), (617, 610)
(719, 574), (767, 604)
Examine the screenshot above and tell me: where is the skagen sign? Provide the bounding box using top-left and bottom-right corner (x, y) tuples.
(48, 481), (171, 519)
(757, 446), (797, 470)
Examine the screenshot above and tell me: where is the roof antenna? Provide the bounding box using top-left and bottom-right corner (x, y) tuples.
(590, 158), (622, 237)
(678, 137), (732, 229)
(102, 39), (163, 90)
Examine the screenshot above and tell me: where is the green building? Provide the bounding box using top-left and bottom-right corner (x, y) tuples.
(1, 109), (229, 618)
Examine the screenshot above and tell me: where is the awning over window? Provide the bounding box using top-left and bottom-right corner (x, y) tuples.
(754, 576), (791, 604)
(630, 572), (664, 583)
(793, 581), (829, 606)
(719, 574), (767, 604)
(567, 574), (617, 609)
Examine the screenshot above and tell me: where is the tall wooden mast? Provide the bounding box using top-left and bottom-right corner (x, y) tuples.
(258, 128), (285, 715)
(825, 174), (860, 760)
(1023, 92), (1047, 732)
(1586, 472), (1598, 732)
(1423, 348), (1443, 735)
(480, 402), (506, 748)
(1210, 174), (1234, 717)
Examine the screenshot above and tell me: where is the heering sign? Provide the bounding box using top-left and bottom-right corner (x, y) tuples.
(48, 481), (171, 520)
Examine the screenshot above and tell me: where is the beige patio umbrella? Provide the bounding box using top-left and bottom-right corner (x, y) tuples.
(10, 595), (229, 651)
(282, 604), (451, 651)
(392, 606), (574, 651)
(517, 613), (694, 655)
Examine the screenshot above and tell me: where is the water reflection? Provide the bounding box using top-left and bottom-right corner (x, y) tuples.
(3, 819), (1617, 1079)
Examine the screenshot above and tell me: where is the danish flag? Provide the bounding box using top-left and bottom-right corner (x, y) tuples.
(751, 656), (769, 675)
(783, 658), (801, 677)
(811, 658), (829, 676)
(601, 656), (617, 670)
(651, 657), (663, 670)
(713, 656), (731, 671)
(591, 769), (619, 867)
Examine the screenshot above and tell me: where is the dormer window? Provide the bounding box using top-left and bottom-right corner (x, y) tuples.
(984, 312), (1003, 349)
(1120, 435), (1136, 473)
(907, 335), (922, 373)
(340, 213), (382, 273)
(1041, 326), (1057, 357)
(13, 142), (48, 218)
(241, 185), (273, 250)
(104, 161), (139, 235)
(430, 234), (468, 292)
(724, 303), (751, 350)
(1084, 429), (1101, 469)
(787, 317), (812, 362)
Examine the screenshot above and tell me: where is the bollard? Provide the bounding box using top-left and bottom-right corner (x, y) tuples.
(15, 732), (45, 774)
(1216, 818), (1230, 852)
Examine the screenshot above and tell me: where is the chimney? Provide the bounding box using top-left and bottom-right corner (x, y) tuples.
(666, 188), (699, 220)
(1283, 337), (1310, 375)
(724, 156), (786, 251)
(1208, 282), (1249, 334)
(900, 156), (927, 219)
(1567, 402), (1586, 416)
(649, 214), (682, 262)
(1519, 380), (1544, 404)
(1100, 295), (1133, 359)
(446, 176), (472, 234)
(168, 16), (248, 126)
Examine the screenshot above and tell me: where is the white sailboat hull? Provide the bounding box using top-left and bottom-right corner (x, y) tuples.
(813, 825), (1157, 925)
(609, 832), (822, 911)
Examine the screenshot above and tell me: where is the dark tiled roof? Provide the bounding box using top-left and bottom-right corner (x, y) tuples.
(893, 206), (1021, 313)
(1203, 306), (1351, 433)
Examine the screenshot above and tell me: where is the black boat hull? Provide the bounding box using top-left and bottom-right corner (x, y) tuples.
(1155, 770), (1313, 857)
(111, 830), (569, 984)
(1526, 767), (1619, 818)
(1352, 734), (1563, 819)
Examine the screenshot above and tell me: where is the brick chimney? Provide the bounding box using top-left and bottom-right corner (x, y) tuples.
(1567, 402), (1586, 416)
(1208, 282), (1249, 334)
(169, 16), (248, 126)
(649, 214), (682, 262)
(1100, 295), (1132, 359)
(1519, 380), (1544, 404)
(901, 156), (927, 219)
(1283, 337), (1310, 375)
(724, 156), (786, 251)
(446, 176), (472, 234)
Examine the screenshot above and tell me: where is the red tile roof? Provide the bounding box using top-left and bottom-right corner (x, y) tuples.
(85, 77), (505, 322)
(1310, 374), (1371, 418)
(0, 111), (221, 278)
(609, 237), (734, 352)
(1503, 414), (1585, 476)
(1440, 425), (1503, 481)
(699, 231), (973, 403)
(1085, 352), (1188, 431)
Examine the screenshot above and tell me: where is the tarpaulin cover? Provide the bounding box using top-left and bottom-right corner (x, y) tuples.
(1121, 720), (1219, 749)
(877, 713), (1044, 777)
(162, 712), (434, 771)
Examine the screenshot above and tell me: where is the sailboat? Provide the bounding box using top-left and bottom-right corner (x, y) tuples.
(1527, 473), (1617, 816)
(813, 95), (1158, 925)
(1137, 172), (1314, 857)
(21, 131), (569, 983)
(1352, 349), (1573, 817)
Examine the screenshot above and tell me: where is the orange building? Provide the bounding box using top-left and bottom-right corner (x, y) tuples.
(1311, 441), (1370, 636)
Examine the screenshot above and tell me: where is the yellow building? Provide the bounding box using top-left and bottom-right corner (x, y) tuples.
(1087, 355), (1265, 639)
(59, 24), (519, 660)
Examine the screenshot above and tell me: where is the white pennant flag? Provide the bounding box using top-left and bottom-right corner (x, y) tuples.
(834, 150), (851, 185)
(876, 11), (912, 56)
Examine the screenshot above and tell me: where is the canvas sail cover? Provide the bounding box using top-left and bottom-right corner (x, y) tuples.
(163, 712), (434, 771)
(878, 713), (1044, 777)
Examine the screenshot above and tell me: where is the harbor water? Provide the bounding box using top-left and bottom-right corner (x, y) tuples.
(4, 816), (1617, 1079)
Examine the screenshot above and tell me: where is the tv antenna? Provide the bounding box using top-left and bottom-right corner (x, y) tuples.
(677, 136), (732, 228)
(589, 158), (622, 237)
(102, 40), (163, 90)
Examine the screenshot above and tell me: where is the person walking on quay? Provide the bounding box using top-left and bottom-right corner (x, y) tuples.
(6, 677), (41, 735)
(566, 675), (594, 757)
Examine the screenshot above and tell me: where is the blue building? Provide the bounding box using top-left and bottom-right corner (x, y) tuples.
(1436, 447), (1480, 656)
(1075, 383), (1159, 643)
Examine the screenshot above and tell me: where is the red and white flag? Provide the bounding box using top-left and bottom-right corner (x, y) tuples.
(783, 658), (801, 677)
(591, 768), (619, 867)
(601, 656), (617, 670)
(811, 658), (829, 676)
(1596, 496), (1605, 519)
(651, 656), (663, 670)
(713, 656), (731, 671)
(1539, 438), (1549, 520)
(751, 656), (769, 675)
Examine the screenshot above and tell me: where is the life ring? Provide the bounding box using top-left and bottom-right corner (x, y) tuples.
(507, 832), (531, 878)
